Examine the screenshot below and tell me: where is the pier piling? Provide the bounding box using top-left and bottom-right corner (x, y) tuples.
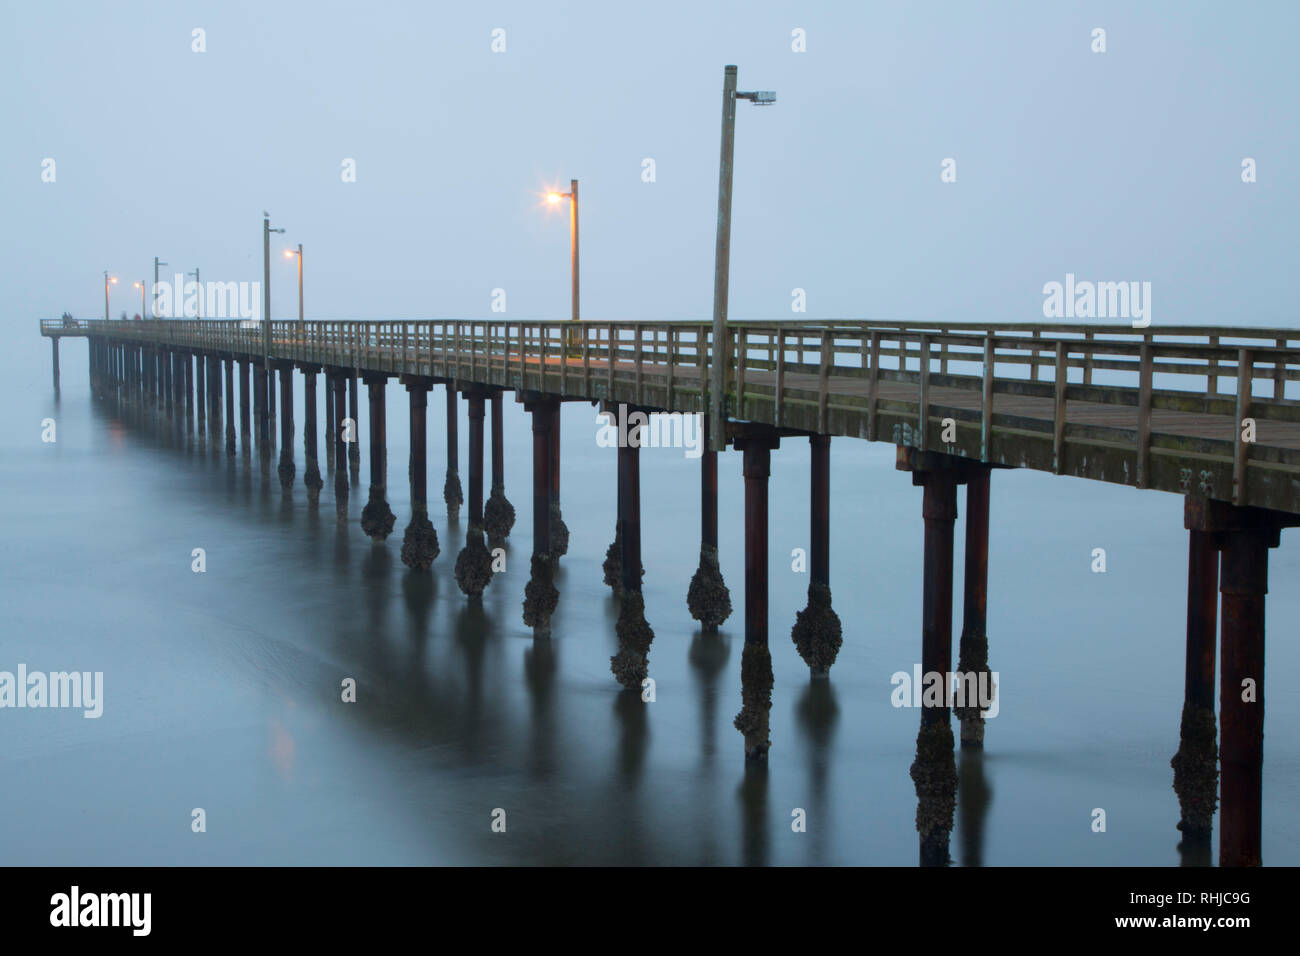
(484, 390), (515, 547)
(278, 364), (295, 491)
(611, 410), (654, 689)
(523, 396), (559, 637)
(302, 367), (323, 501)
(238, 360), (250, 452)
(906, 455), (960, 866)
(733, 430), (780, 763)
(792, 433), (842, 677)
(603, 401), (626, 595)
(444, 386), (463, 519)
(348, 375), (360, 473)
(1218, 526), (1269, 867)
(324, 372), (335, 464)
(332, 373), (349, 495)
(688, 416), (731, 628)
(400, 379), (439, 569)
(196, 351), (206, 438)
(1172, 525), (1219, 853)
(550, 409), (568, 558)
(1184, 497), (1297, 866)
(956, 465), (993, 747)
(360, 375), (395, 540)
(455, 389), (493, 596)
(224, 359), (235, 455)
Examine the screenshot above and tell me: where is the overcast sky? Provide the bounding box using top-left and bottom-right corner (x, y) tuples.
(2, 0), (1296, 327)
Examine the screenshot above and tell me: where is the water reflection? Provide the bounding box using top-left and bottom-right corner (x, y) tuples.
(36, 382), (1271, 866)
(956, 749), (993, 867)
(795, 678), (839, 863)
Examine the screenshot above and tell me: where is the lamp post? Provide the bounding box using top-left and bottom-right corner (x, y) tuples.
(284, 244), (303, 330)
(133, 281), (146, 319)
(187, 268), (202, 319)
(153, 257), (167, 318)
(103, 271), (118, 321)
(263, 213), (285, 360)
(546, 181), (579, 349)
(709, 65), (776, 450)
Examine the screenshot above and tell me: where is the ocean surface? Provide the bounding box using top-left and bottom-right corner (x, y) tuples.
(3, 331), (1298, 866)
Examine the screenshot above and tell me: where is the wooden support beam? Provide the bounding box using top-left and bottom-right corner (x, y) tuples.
(1218, 527), (1269, 867)
(734, 430), (780, 763)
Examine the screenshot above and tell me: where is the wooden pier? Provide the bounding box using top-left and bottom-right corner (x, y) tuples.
(42, 315), (1300, 866)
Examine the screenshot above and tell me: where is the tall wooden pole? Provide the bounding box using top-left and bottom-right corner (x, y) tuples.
(708, 66), (738, 452)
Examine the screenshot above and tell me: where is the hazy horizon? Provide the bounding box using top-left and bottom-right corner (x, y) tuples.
(3, 1), (1297, 328)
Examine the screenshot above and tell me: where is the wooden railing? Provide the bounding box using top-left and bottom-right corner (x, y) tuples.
(59, 318), (1300, 511)
(40, 318), (91, 333)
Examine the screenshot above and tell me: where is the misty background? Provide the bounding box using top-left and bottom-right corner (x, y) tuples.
(2, 0), (1296, 330)
(2, 1), (1298, 866)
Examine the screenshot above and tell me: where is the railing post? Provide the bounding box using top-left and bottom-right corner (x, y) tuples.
(817, 330), (831, 433)
(1273, 337), (1285, 400)
(867, 330), (881, 442)
(584, 322), (592, 395)
(666, 326), (675, 409)
(918, 334), (929, 451)
(1136, 338), (1153, 488)
(1053, 340), (1067, 474)
(635, 323), (644, 405)
(735, 328), (747, 418)
(775, 327), (786, 427)
(1234, 349), (1253, 506)
(981, 334), (994, 462)
(698, 325), (708, 413)
(607, 323), (615, 397)
(1208, 333), (1220, 397)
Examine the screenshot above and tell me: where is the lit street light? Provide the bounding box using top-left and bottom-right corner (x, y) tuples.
(285, 243), (303, 330)
(709, 65), (776, 450)
(546, 180), (579, 324)
(133, 281), (146, 319)
(103, 271), (118, 321)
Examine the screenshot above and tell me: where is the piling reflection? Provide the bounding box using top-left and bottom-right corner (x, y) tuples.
(75, 378), (1223, 868)
(689, 629), (730, 765)
(956, 748), (992, 866)
(911, 716), (957, 866)
(523, 635), (558, 778)
(737, 762), (770, 867)
(795, 678), (839, 864)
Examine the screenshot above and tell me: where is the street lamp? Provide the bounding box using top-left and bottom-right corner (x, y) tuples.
(284, 244), (303, 330)
(546, 180), (579, 323)
(153, 257), (168, 318)
(133, 281), (146, 319)
(263, 213), (285, 360)
(186, 268), (202, 319)
(709, 65), (776, 450)
(103, 271), (118, 321)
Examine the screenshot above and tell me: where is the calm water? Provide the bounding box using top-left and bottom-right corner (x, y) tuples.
(3, 333), (1298, 866)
